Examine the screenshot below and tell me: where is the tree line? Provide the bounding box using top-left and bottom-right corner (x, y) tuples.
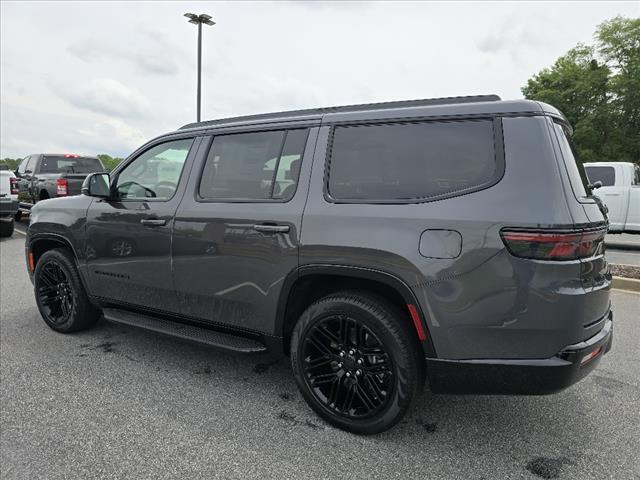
(522, 16), (639, 164)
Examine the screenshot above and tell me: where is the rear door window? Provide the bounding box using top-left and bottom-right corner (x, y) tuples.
(585, 166), (616, 187)
(327, 119), (498, 202)
(198, 128), (309, 201)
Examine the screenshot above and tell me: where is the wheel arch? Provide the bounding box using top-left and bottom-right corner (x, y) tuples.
(28, 233), (95, 301)
(29, 233), (78, 266)
(276, 264), (436, 357)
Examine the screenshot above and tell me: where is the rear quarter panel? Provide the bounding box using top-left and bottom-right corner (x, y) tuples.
(301, 117), (602, 360)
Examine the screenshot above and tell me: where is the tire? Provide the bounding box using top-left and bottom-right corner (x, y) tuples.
(0, 218), (14, 237)
(14, 210), (22, 222)
(34, 248), (101, 333)
(290, 291), (424, 434)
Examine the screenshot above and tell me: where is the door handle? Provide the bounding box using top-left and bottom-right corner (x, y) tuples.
(140, 218), (166, 227)
(253, 224), (290, 233)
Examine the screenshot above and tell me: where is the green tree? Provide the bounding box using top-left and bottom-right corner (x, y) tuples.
(522, 16), (640, 164)
(0, 158), (21, 171)
(98, 154), (124, 172)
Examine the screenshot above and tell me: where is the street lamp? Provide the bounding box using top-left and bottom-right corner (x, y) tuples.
(184, 13), (215, 122)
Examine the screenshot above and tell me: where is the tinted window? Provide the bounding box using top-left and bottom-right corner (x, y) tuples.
(116, 138), (193, 200)
(199, 129), (308, 201)
(633, 165), (640, 186)
(328, 120), (496, 201)
(39, 156), (104, 174)
(585, 166), (616, 187)
(553, 123), (590, 198)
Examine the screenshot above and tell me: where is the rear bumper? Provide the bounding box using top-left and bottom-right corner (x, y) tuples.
(0, 199), (19, 217)
(426, 312), (613, 395)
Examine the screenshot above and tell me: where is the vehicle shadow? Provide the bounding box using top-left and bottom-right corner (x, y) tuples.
(73, 315), (606, 466)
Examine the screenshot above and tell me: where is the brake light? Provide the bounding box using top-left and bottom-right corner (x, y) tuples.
(9, 177), (19, 194)
(56, 178), (69, 196)
(500, 228), (606, 261)
(64, 154), (80, 158)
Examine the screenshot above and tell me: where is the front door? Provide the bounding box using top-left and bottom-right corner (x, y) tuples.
(85, 136), (200, 312)
(171, 127), (318, 333)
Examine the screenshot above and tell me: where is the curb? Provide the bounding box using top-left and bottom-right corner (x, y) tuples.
(612, 276), (640, 293)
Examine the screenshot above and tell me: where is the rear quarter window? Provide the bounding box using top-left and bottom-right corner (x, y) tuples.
(327, 119), (500, 202)
(552, 123), (591, 199)
(585, 166), (616, 187)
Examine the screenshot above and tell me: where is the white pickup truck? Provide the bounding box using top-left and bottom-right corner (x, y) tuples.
(585, 162), (640, 234)
(0, 170), (19, 237)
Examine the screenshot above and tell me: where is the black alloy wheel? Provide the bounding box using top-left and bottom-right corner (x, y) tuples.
(291, 291), (424, 434)
(33, 248), (101, 333)
(301, 314), (394, 418)
(37, 260), (74, 325)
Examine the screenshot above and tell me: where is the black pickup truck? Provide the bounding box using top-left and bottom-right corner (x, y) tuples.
(15, 154), (106, 217)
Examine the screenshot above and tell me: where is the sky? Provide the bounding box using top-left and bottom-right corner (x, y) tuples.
(1, 1), (638, 159)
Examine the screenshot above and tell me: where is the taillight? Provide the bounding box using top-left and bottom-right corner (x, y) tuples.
(56, 178), (69, 196)
(500, 227), (606, 260)
(10, 177), (19, 194)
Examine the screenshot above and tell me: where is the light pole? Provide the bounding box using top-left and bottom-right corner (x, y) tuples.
(184, 13), (215, 122)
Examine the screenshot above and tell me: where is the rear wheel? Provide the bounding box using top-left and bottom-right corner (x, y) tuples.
(290, 291), (424, 434)
(34, 248), (101, 333)
(0, 218), (14, 237)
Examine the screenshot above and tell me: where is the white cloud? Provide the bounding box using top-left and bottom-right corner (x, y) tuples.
(67, 33), (181, 75)
(1, 0), (638, 158)
(55, 78), (151, 118)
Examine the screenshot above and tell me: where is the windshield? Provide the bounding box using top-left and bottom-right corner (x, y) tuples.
(40, 156), (104, 174)
(553, 123), (591, 199)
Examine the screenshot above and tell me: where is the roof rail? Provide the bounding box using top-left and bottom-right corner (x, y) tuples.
(178, 94), (501, 130)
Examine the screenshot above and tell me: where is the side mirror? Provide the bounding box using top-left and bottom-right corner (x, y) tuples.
(82, 172), (111, 198)
(588, 180), (603, 190)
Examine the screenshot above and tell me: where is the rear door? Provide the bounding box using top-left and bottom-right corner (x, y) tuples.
(171, 126), (318, 333)
(15, 156), (36, 203)
(85, 136), (200, 312)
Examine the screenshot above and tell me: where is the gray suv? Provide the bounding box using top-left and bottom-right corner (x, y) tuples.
(26, 95), (613, 434)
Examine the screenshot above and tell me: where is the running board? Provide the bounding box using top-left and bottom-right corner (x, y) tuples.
(102, 308), (267, 353)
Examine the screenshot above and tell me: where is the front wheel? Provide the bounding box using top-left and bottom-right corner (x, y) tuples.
(34, 248), (101, 333)
(290, 291), (424, 434)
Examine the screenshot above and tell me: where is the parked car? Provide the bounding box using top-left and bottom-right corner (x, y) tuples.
(14, 154), (106, 218)
(584, 162), (640, 234)
(26, 96), (613, 434)
(0, 170), (19, 237)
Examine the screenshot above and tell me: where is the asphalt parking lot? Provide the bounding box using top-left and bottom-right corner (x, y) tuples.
(1, 229), (639, 480)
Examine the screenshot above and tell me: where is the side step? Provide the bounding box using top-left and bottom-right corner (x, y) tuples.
(102, 308), (267, 353)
